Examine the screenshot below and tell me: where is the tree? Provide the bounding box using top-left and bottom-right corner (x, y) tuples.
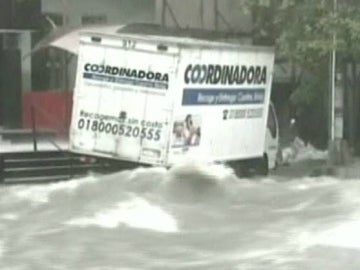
(239, 0), (360, 148)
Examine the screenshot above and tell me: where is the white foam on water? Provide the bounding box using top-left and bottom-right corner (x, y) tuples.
(169, 161), (234, 180)
(282, 137), (328, 164)
(295, 144), (328, 161)
(237, 248), (283, 260)
(165, 161), (236, 192)
(273, 199), (317, 213)
(236, 249), (301, 265)
(313, 219), (360, 249)
(12, 175), (97, 205)
(287, 176), (340, 191)
(0, 240), (4, 258)
(127, 166), (168, 180)
(294, 181), (360, 250)
(295, 218), (360, 251)
(65, 197), (178, 233)
(0, 213), (19, 221)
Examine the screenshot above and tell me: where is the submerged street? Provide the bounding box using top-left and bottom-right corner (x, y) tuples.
(1, 147), (360, 270)
(1, 0), (360, 269)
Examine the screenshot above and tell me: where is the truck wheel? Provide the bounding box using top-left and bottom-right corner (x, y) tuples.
(257, 154), (269, 176)
(227, 160), (245, 178)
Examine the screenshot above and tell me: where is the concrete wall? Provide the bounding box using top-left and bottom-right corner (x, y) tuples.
(19, 32), (32, 93)
(0, 31), (32, 93)
(42, 0), (155, 27)
(39, 0), (156, 91)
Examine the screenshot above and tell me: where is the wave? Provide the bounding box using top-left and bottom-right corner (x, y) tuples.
(65, 196), (178, 233)
(3, 158), (360, 269)
(0, 240), (4, 259)
(159, 161), (239, 204)
(0, 213), (19, 221)
(8, 175), (98, 205)
(58, 162), (237, 233)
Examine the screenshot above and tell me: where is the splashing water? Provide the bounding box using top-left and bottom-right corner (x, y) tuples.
(66, 197), (178, 233)
(1, 159), (360, 269)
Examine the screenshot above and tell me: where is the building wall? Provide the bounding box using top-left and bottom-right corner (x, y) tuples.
(39, 0), (253, 93)
(42, 0), (155, 27)
(155, 0), (252, 33)
(37, 0), (156, 92)
(19, 32), (32, 93)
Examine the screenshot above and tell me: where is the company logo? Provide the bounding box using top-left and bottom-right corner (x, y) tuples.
(83, 63), (169, 90)
(84, 63), (169, 83)
(184, 64), (267, 85)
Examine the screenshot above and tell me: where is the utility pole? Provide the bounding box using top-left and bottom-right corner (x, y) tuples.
(328, 0), (351, 165)
(161, 0), (166, 26)
(200, 0), (204, 29)
(329, 0), (336, 143)
(214, 0), (218, 30)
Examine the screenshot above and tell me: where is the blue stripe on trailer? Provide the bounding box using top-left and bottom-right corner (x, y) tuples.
(182, 88), (265, 106)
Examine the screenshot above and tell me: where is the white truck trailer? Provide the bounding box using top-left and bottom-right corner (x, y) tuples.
(69, 32), (277, 175)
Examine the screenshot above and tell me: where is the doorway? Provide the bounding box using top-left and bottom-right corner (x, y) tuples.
(0, 48), (22, 128)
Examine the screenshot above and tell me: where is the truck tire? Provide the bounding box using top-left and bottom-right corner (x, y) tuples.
(256, 154), (269, 176)
(227, 160), (246, 178)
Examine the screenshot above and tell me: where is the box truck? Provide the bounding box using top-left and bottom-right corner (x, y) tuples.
(69, 32), (277, 175)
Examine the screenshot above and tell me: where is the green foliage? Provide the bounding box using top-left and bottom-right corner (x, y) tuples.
(290, 74), (324, 107)
(237, 0), (360, 145)
(240, 0), (360, 66)
(237, 0), (360, 146)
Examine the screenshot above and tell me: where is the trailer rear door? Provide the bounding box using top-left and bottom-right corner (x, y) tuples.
(69, 34), (178, 165)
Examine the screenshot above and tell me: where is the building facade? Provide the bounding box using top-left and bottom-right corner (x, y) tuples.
(1, 0), (297, 142)
(0, 0), (156, 128)
(155, 0), (252, 33)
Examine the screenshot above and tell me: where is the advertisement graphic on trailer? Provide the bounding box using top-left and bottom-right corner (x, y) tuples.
(172, 114), (201, 148)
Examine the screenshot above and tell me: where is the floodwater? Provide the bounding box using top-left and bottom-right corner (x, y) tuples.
(1, 158), (360, 270)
